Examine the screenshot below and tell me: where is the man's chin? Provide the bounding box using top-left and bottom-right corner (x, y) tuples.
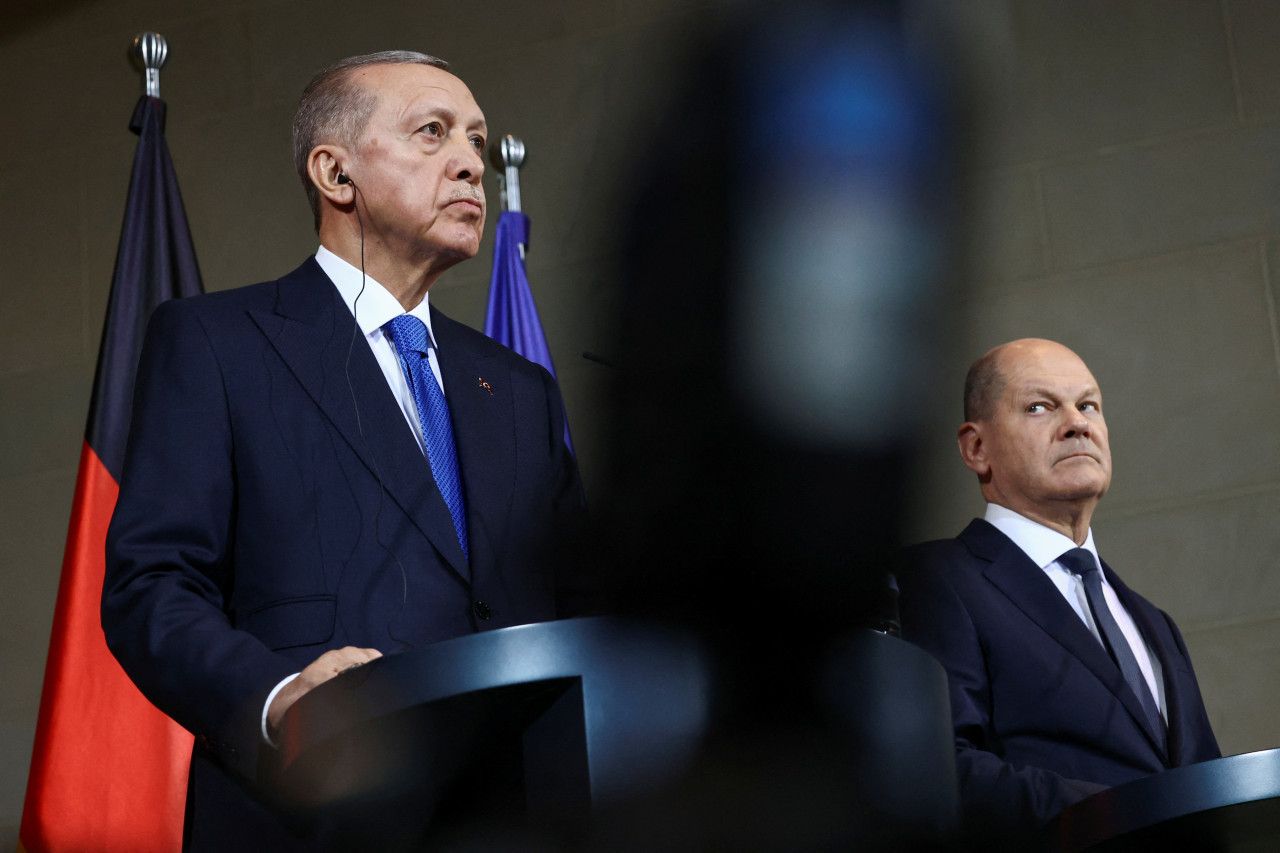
(442, 227), (483, 260)
(430, 237), (481, 265)
(1052, 477), (1110, 503)
(1055, 453), (1101, 466)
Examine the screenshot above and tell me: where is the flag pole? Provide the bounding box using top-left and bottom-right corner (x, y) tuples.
(493, 134), (526, 215)
(482, 134), (573, 453)
(131, 32), (168, 98)
(498, 137), (525, 260)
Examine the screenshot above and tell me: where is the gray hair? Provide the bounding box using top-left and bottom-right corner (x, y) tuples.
(293, 50), (449, 231)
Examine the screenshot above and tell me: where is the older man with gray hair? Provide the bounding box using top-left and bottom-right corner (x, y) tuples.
(103, 51), (582, 849)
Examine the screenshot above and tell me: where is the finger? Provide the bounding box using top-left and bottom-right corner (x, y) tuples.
(318, 648), (376, 677)
(341, 648), (384, 672)
(335, 646), (382, 661)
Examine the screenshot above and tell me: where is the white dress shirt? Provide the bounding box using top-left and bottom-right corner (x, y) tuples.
(316, 244), (447, 448)
(261, 247), (446, 745)
(983, 503), (1166, 719)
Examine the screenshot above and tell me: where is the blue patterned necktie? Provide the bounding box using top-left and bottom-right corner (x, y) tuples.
(384, 314), (468, 561)
(1058, 548), (1165, 748)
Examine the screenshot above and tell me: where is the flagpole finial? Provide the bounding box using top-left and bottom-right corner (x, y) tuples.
(131, 32), (169, 99)
(498, 135), (526, 170)
(490, 135), (526, 213)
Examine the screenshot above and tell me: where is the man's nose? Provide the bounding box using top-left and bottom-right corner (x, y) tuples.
(1061, 409), (1090, 438)
(452, 138), (485, 184)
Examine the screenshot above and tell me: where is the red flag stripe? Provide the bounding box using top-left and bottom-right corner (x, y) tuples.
(20, 443), (191, 853)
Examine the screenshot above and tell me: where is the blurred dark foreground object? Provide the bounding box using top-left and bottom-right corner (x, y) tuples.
(574, 0), (964, 849)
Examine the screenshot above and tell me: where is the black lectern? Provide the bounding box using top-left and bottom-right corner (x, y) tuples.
(1047, 748), (1280, 852)
(277, 617), (709, 836)
(276, 617), (956, 848)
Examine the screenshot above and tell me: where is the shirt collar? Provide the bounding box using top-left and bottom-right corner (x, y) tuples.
(315, 245), (437, 348)
(983, 502), (1099, 569)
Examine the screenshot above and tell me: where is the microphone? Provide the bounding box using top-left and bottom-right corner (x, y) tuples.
(872, 572), (902, 637)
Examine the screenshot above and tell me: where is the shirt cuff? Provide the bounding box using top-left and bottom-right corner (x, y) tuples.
(261, 672), (301, 748)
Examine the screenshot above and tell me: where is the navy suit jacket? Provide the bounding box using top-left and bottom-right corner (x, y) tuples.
(103, 258), (583, 848)
(899, 519), (1219, 839)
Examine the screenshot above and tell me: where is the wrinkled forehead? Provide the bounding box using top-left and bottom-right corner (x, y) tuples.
(357, 62), (484, 122)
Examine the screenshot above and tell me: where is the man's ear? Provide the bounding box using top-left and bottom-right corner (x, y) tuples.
(958, 421), (990, 477)
(307, 145), (353, 205)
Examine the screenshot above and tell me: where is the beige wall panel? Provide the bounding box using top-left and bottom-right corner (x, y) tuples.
(1181, 615), (1280, 756)
(0, 33), (133, 165)
(0, 466), (78, 846)
(0, 176), (85, 377)
(968, 167), (1047, 285)
(1264, 237), (1280, 356)
(971, 0), (1236, 166)
(8, 0), (232, 46)
(905, 439), (988, 544)
(0, 469), (76, 710)
(1041, 122), (1280, 270)
(1098, 490), (1280, 627)
(134, 9), (255, 120)
(1225, 0), (1280, 120)
(472, 36), (629, 271)
(165, 106), (318, 293)
(0, 367), (92, 481)
(902, 319), (990, 542)
(246, 0), (583, 112)
(0, 716), (34, 850)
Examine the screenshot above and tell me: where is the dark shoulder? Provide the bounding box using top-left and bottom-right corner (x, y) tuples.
(903, 518), (1002, 569)
(902, 533), (976, 576)
(157, 281), (273, 317)
(146, 256), (325, 333)
(143, 286), (270, 356)
(896, 521), (997, 601)
(149, 264), (311, 328)
(903, 535), (970, 564)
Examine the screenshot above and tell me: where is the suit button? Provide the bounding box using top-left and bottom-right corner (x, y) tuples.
(473, 601), (492, 621)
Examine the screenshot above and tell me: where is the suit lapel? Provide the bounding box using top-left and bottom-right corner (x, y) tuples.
(960, 520), (1167, 758)
(246, 259), (471, 583)
(431, 307), (517, 577)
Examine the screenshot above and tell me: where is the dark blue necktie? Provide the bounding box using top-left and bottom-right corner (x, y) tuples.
(1058, 548), (1165, 748)
(384, 314), (468, 561)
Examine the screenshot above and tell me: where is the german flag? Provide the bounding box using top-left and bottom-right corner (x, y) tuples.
(20, 93), (202, 853)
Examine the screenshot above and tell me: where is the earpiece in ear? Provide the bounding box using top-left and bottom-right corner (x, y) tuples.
(337, 174), (351, 185)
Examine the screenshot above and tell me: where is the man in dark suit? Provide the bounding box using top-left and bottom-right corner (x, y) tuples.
(899, 338), (1219, 843)
(102, 51), (582, 849)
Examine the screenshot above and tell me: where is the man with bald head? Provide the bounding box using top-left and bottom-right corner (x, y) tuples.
(103, 52), (582, 848)
(900, 339), (1219, 842)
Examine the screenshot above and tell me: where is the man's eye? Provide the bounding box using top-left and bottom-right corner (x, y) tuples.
(1080, 402), (1099, 412)
(470, 136), (485, 153)
(422, 122), (443, 137)
(1027, 403), (1046, 414)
